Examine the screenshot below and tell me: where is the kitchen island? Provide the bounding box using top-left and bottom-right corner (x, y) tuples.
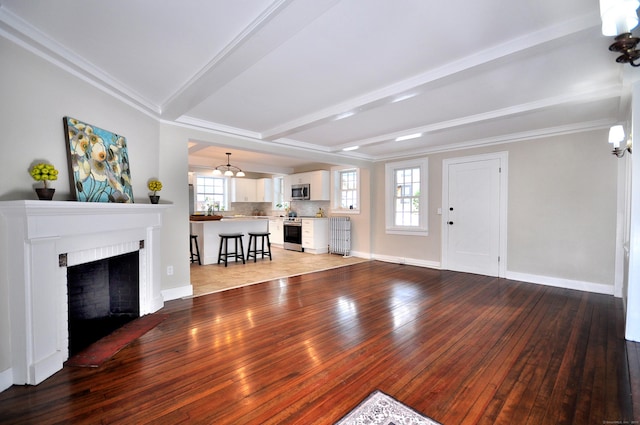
(190, 217), (269, 265)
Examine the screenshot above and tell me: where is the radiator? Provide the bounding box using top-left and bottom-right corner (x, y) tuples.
(329, 217), (351, 256)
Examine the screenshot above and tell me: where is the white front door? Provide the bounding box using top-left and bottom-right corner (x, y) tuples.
(442, 153), (507, 277)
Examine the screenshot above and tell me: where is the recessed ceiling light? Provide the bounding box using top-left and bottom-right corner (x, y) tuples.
(334, 111), (355, 121)
(392, 93), (418, 103)
(342, 146), (359, 151)
(395, 133), (422, 142)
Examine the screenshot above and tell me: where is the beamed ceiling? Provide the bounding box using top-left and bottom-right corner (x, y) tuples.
(0, 0), (636, 172)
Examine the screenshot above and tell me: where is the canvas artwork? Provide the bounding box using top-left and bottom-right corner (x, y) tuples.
(63, 117), (134, 203)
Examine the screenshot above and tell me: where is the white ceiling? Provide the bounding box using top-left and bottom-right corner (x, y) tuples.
(0, 0), (634, 172)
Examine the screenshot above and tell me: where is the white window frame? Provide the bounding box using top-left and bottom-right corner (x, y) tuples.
(385, 157), (428, 235)
(272, 176), (287, 210)
(331, 166), (360, 214)
(194, 174), (229, 213)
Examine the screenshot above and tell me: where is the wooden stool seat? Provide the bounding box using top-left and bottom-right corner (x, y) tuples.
(218, 233), (245, 267)
(246, 232), (272, 263)
(190, 234), (201, 265)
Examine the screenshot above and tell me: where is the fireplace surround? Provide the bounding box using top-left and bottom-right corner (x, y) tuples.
(0, 201), (169, 386)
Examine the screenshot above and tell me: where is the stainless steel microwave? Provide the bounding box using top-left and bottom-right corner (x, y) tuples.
(291, 183), (310, 200)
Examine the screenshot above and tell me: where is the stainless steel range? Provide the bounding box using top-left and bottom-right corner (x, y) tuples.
(283, 218), (303, 252)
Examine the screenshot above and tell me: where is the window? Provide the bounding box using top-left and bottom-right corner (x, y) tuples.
(195, 175), (227, 213)
(273, 176), (287, 210)
(331, 167), (360, 213)
(385, 158), (428, 235)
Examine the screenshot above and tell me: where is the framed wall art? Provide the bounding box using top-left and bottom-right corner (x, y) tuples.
(63, 116), (134, 203)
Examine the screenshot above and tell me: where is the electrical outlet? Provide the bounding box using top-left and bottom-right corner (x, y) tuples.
(167, 265), (174, 275)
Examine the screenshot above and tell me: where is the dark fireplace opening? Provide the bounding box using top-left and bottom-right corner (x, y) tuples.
(67, 251), (140, 356)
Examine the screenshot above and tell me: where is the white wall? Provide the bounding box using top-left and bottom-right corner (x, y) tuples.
(0, 36), (160, 379)
(371, 130), (618, 291)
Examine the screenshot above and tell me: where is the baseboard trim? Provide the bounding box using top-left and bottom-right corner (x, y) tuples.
(506, 271), (614, 295)
(162, 284), (193, 301)
(366, 254), (614, 296)
(372, 254), (441, 269)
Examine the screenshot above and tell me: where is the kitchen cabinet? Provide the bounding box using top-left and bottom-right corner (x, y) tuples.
(232, 178), (257, 202)
(232, 178), (273, 202)
(284, 170), (330, 201)
(256, 178), (273, 202)
(269, 218), (284, 246)
(301, 218), (328, 254)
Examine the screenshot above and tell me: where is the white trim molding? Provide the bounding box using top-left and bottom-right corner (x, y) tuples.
(506, 271), (614, 295)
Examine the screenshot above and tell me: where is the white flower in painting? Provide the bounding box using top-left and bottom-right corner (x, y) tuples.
(77, 156), (91, 182)
(110, 161), (121, 176)
(89, 133), (102, 146)
(90, 159), (107, 182)
(69, 126), (90, 156)
(90, 142), (107, 162)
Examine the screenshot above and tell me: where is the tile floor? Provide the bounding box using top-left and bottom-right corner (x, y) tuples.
(189, 246), (368, 297)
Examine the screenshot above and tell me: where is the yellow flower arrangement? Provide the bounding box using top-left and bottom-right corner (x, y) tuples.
(30, 163), (59, 188)
(147, 179), (163, 195)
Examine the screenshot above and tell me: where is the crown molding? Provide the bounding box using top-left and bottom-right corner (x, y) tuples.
(0, 5), (159, 116)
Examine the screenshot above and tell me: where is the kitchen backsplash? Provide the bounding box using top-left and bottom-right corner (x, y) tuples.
(229, 201), (330, 217)
(286, 200), (330, 217)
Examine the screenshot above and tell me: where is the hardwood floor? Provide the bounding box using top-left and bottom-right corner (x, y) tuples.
(0, 262), (636, 424)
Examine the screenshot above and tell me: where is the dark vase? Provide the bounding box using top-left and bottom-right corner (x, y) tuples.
(35, 188), (55, 200)
(149, 195), (160, 204)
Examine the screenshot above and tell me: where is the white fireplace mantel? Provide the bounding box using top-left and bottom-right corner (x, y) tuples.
(0, 200), (170, 386)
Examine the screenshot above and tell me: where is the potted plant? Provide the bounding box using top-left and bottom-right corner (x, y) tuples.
(147, 179), (162, 204)
(30, 162), (59, 200)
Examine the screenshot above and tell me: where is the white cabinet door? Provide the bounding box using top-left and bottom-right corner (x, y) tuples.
(256, 178), (273, 202)
(232, 178), (257, 202)
(309, 171), (330, 200)
(269, 219), (284, 245)
(301, 219), (328, 253)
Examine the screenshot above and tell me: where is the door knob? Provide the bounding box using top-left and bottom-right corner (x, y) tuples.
(448, 221), (454, 225)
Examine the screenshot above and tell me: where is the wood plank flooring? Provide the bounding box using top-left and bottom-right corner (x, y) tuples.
(0, 262), (636, 424)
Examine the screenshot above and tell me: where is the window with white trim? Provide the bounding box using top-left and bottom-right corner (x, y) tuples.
(331, 167), (360, 213)
(273, 176), (287, 210)
(195, 175), (227, 213)
(385, 158), (428, 235)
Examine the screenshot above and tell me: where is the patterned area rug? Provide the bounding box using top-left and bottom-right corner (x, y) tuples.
(335, 390), (441, 425)
(65, 313), (167, 367)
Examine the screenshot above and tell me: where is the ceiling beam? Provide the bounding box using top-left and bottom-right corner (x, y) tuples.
(260, 12), (602, 142)
(160, 0), (341, 120)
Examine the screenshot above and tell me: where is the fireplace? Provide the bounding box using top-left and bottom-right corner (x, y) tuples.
(0, 201), (168, 386)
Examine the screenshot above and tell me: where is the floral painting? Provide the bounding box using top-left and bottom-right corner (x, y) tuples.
(63, 117), (134, 203)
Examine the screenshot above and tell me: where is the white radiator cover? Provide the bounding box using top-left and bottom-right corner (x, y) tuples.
(0, 201), (169, 385)
(329, 216), (351, 256)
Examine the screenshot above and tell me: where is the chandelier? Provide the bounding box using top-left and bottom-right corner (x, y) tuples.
(212, 153), (245, 177)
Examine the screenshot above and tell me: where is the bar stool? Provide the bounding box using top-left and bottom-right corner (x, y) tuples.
(218, 233), (245, 267)
(190, 234), (201, 265)
(246, 232), (272, 262)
